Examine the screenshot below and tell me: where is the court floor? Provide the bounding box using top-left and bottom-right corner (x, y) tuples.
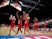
(0, 26), (52, 39)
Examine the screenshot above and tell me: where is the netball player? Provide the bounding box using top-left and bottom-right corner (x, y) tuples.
(43, 20), (47, 32)
(33, 17), (39, 31)
(8, 15), (16, 36)
(16, 12), (22, 34)
(23, 12), (30, 35)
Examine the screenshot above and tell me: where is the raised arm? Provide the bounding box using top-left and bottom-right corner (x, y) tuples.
(16, 11), (19, 19)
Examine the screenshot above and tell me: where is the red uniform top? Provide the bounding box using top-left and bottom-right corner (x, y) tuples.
(11, 20), (15, 28)
(34, 23), (39, 29)
(44, 23), (47, 28)
(24, 18), (29, 29)
(18, 19), (22, 28)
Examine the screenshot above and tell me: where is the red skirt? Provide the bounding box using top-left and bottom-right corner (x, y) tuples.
(11, 22), (15, 28)
(18, 23), (22, 29)
(24, 23), (29, 29)
(34, 25), (39, 30)
(44, 26), (46, 28)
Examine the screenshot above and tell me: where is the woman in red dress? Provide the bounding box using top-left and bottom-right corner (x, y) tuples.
(43, 20), (47, 31)
(23, 12), (30, 35)
(33, 17), (39, 31)
(8, 15), (16, 35)
(16, 12), (22, 34)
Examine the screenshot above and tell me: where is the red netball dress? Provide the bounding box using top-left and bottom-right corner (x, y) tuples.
(24, 19), (29, 29)
(44, 24), (47, 28)
(11, 20), (15, 28)
(18, 19), (22, 29)
(34, 23), (39, 30)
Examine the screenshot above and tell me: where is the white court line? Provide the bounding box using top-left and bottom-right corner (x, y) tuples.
(8, 38), (19, 39)
(38, 36), (52, 39)
(24, 36), (52, 39)
(33, 37), (40, 39)
(24, 37), (32, 39)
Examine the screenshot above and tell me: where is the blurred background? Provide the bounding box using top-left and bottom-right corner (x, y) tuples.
(0, 0), (52, 28)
